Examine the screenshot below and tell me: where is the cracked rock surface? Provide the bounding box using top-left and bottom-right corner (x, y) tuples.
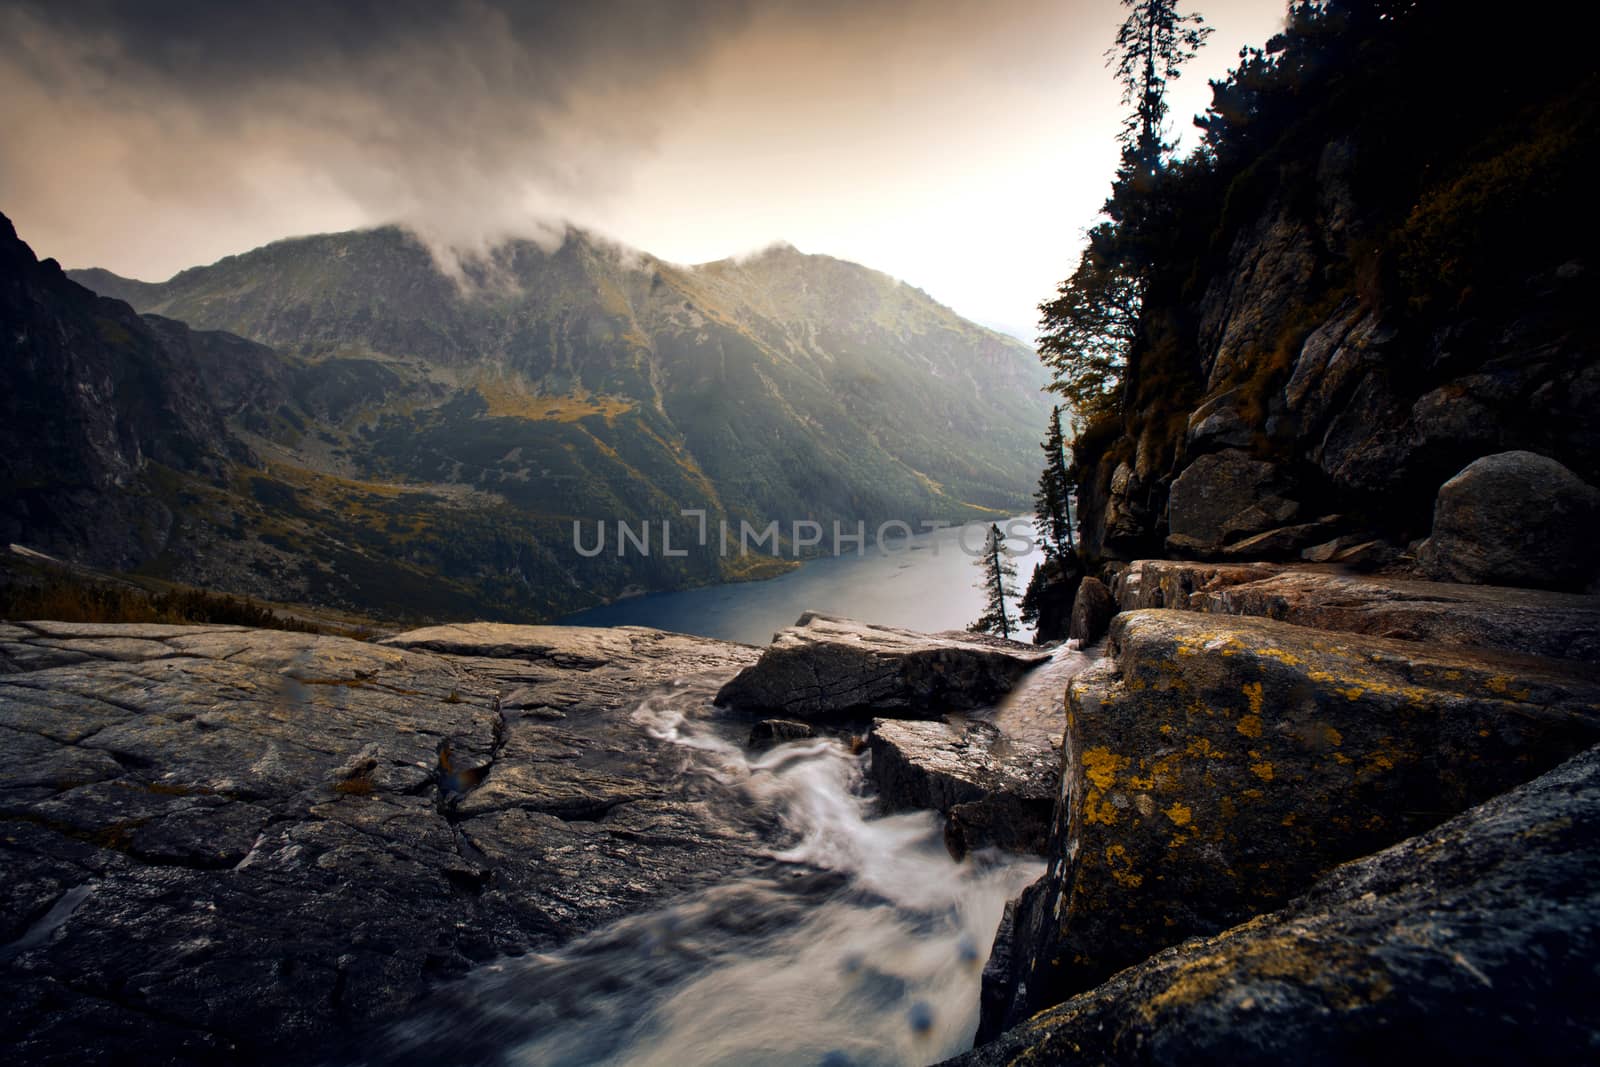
(0, 620), (765, 1064)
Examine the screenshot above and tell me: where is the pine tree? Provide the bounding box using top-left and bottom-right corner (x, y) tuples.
(1033, 405), (1076, 558)
(1038, 224), (1142, 418)
(1109, 0), (1214, 182)
(1041, 2), (1209, 414)
(969, 523), (1020, 640)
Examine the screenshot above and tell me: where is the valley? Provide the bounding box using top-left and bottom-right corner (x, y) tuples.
(5, 216), (1050, 624)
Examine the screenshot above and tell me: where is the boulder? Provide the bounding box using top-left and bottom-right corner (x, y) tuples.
(1418, 450), (1600, 591)
(1113, 559), (1600, 662)
(949, 744), (1600, 1066)
(1166, 450), (1299, 556)
(979, 609), (1600, 1037)
(867, 719), (1056, 858)
(0, 620), (768, 1061)
(1184, 390), (1252, 452)
(746, 718), (816, 747)
(1067, 577), (1115, 645)
(714, 612), (1049, 719)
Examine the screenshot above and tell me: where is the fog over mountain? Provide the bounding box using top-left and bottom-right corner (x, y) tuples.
(0, 0), (1289, 339)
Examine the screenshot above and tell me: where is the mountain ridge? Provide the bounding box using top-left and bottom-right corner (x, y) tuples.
(3, 214), (1052, 623)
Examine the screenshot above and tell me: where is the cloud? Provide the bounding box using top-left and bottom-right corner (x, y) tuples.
(0, 0), (1291, 334)
(0, 0), (784, 273)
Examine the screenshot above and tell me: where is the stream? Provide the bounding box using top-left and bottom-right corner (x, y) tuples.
(368, 678), (1047, 1066)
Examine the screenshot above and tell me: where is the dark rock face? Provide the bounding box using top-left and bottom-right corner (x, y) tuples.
(980, 609), (1600, 1038)
(1114, 559), (1600, 662)
(948, 743), (1600, 1067)
(0, 215), (244, 569)
(1066, 577), (1115, 646)
(0, 621), (767, 1063)
(1418, 450), (1600, 591)
(747, 718), (817, 747)
(1165, 450), (1299, 557)
(714, 612), (1049, 720)
(867, 719), (1056, 858)
(1067, 90), (1598, 566)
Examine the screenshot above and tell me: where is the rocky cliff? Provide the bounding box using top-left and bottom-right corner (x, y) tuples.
(1072, 3), (1599, 592)
(970, 4), (1600, 1058)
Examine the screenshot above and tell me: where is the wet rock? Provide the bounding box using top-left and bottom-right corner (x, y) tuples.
(1166, 451), (1299, 557)
(0, 620), (766, 1063)
(1067, 578), (1115, 646)
(747, 718), (816, 747)
(714, 612), (1049, 720)
(867, 719), (1056, 857)
(1114, 559), (1600, 662)
(1417, 450), (1600, 591)
(950, 744), (1600, 1067)
(980, 609), (1600, 1036)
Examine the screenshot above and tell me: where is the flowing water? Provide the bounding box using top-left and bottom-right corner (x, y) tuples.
(373, 680), (1044, 1066)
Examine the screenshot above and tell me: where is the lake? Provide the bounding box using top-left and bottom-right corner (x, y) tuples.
(559, 516), (1047, 645)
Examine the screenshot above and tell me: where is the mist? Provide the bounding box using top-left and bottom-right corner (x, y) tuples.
(0, 0), (1290, 339)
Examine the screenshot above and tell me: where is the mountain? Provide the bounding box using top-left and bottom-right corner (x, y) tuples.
(0, 214), (236, 566)
(6, 219), (1050, 622)
(72, 228), (1048, 524)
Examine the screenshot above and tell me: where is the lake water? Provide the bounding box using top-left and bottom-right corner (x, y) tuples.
(559, 517), (1047, 645)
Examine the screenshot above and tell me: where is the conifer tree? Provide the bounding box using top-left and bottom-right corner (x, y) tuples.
(1109, 0), (1214, 181)
(1033, 405), (1076, 557)
(1040, 1), (1210, 414)
(969, 523), (1020, 640)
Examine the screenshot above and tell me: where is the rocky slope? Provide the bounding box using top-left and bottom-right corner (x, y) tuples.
(0, 215), (239, 569)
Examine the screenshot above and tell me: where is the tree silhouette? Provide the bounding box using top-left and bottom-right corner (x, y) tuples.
(1038, 224), (1142, 418)
(1040, 1), (1210, 417)
(969, 523), (1020, 640)
(1033, 405), (1076, 557)
(1109, 0), (1214, 181)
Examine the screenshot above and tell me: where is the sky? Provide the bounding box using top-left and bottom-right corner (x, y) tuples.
(0, 0), (1289, 341)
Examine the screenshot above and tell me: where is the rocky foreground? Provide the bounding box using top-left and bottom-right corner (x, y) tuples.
(4, 564), (1600, 1064)
(0, 614), (1055, 1063)
(0, 622), (776, 1062)
(974, 559), (1600, 1057)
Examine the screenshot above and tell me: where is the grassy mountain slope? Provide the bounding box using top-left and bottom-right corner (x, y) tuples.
(35, 223), (1048, 622)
